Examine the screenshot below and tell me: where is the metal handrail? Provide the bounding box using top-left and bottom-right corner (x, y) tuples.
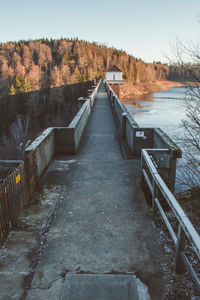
(141, 148), (200, 290)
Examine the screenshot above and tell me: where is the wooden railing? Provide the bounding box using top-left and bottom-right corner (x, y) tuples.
(0, 162), (26, 245)
(141, 148), (200, 291)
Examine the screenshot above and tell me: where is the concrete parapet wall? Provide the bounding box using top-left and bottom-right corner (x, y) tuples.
(68, 100), (91, 153)
(153, 128), (182, 158)
(24, 79), (102, 185)
(25, 128), (55, 178)
(105, 80), (181, 157)
(105, 80), (182, 192)
(66, 79), (101, 153)
(105, 81), (139, 152)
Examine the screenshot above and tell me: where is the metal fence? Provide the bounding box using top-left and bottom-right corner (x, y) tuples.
(141, 148), (200, 291)
(0, 162), (26, 245)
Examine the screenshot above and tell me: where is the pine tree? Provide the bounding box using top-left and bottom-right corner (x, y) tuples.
(9, 84), (16, 95)
(23, 76), (31, 92)
(63, 53), (70, 64)
(82, 74), (87, 82)
(75, 68), (82, 82)
(15, 76), (23, 93)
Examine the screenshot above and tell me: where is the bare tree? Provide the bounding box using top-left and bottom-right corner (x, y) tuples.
(172, 38), (200, 191)
(179, 96), (200, 189)
(0, 115), (31, 160)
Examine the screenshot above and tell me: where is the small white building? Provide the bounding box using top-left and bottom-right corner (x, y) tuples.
(105, 65), (124, 84)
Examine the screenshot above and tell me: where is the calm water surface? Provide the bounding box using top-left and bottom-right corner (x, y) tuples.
(124, 87), (188, 139)
(123, 86), (193, 193)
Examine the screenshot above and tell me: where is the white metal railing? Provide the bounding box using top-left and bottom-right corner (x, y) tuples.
(141, 148), (200, 290)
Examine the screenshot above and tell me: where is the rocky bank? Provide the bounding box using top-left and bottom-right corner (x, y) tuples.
(120, 80), (184, 99)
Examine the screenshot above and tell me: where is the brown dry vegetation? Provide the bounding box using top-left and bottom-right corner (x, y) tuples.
(120, 80), (184, 99)
(0, 38), (171, 97)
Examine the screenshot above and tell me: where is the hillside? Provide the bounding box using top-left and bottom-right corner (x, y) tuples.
(0, 38), (170, 97)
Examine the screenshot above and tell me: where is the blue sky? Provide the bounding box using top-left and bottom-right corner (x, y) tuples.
(1, 0), (200, 63)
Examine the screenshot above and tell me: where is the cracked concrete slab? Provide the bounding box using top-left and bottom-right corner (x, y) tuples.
(61, 274), (151, 300)
(0, 185), (63, 300)
(26, 278), (64, 300)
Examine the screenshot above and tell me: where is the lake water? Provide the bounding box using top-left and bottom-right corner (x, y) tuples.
(123, 86), (188, 138)
(123, 86), (195, 193)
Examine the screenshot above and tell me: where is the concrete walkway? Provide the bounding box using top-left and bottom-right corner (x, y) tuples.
(26, 84), (163, 299)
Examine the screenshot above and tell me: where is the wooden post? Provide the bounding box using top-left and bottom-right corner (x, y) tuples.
(175, 224), (186, 273)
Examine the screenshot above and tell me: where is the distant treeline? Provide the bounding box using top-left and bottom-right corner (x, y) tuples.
(0, 38), (172, 97)
(168, 64), (200, 82)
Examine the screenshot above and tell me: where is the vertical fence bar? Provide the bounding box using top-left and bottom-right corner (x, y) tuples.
(19, 164), (25, 207)
(121, 112), (127, 139)
(5, 177), (12, 229)
(5, 179), (12, 231)
(2, 181), (9, 241)
(112, 95), (115, 108)
(16, 167), (23, 212)
(152, 180), (158, 216)
(140, 153), (144, 186)
(11, 172), (18, 225)
(7, 175), (15, 227)
(0, 183), (5, 245)
(175, 224), (186, 273)
(9, 175), (15, 226)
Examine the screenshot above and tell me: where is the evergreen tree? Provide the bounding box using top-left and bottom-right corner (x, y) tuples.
(15, 76), (23, 93)
(23, 76), (31, 92)
(75, 68), (82, 82)
(9, 84), (16, 95)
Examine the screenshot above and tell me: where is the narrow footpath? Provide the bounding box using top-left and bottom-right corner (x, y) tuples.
(25, 83), (163, 299)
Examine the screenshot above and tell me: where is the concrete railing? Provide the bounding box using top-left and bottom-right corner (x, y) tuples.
(104, 80), (181, 192)
(141, 149), (200, 291)
(23, 79), (101, 199)
(54, 79), (101, 154)
(67, 79), (101, 152)
(25, 128), (55, 178)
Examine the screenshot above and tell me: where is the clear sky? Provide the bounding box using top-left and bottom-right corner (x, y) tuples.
(1, 0), (200, 63)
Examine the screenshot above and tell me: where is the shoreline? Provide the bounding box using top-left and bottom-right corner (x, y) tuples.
(120, 80), (184, 99)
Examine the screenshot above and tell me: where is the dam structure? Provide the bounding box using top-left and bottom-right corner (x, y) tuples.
(0, 80), (200, 299)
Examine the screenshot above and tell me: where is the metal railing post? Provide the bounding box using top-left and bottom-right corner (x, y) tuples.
(152, 179), (158, 216)
(112, 95), (115, 108)
(140, 152), (144, 186)
(175, 224), (186, 273)
(121, 112), (127, 139)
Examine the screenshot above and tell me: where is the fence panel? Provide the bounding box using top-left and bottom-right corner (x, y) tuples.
(0, 162), (26, 246)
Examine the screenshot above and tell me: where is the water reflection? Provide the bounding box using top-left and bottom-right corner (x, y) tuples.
(122, 87), (187, 132)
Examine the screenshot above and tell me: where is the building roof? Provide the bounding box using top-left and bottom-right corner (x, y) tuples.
(107, 65), (122, 72)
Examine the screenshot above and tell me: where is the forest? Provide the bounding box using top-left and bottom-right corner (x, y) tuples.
(0, 38), (170, 97)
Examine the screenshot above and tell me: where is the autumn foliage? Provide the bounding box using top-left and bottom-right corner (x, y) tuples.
(0, 38), (169, 96)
